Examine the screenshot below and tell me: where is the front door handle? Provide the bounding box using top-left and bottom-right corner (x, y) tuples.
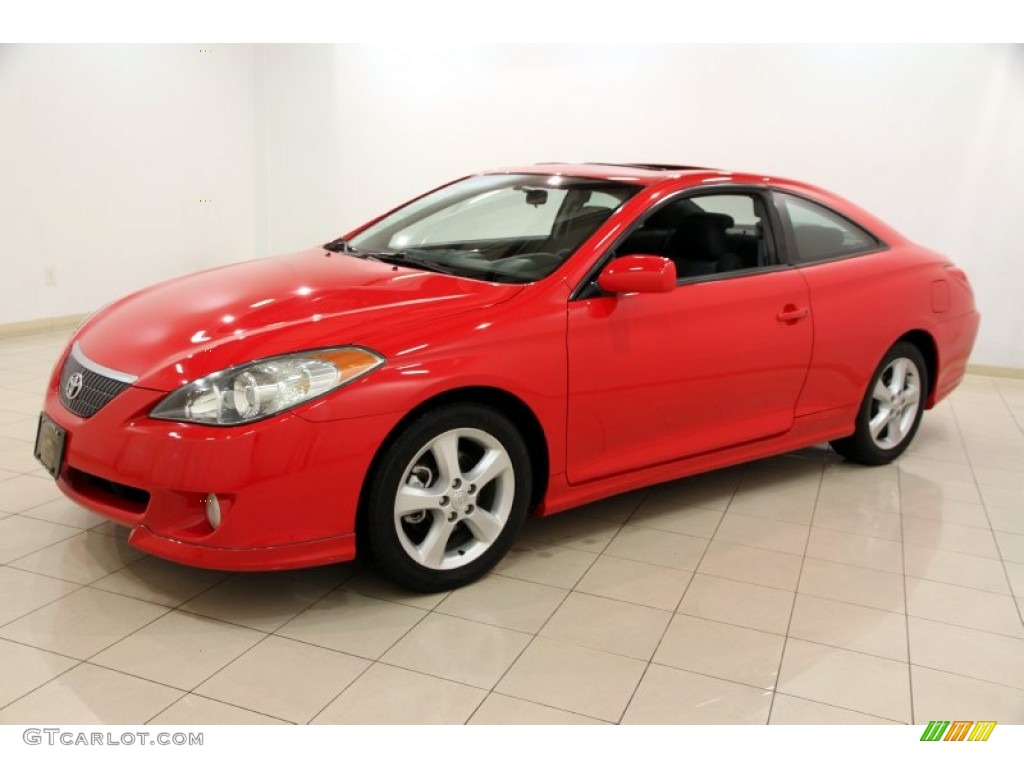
(777, 305), (810, 324)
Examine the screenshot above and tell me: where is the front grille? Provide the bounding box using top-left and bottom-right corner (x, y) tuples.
(58, 345), (134, 418)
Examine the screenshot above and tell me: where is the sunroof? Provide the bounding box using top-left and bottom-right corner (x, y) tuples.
(591, 163), (709, 171)
(535, 162), (709, 172)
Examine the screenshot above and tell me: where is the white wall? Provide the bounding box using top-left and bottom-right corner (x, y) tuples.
(265, 44), (1024, 369)
(3, 44), (1022, 368)
(0, 44), (260, 324)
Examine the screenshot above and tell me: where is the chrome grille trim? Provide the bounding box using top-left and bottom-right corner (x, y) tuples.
(71, 342), (138, 384)
(58, 343), (138, 418)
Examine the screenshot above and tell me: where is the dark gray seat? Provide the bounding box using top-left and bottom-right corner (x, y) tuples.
(663, 213), (743, 277)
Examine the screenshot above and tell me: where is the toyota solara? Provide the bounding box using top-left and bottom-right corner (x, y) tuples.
(34, 163), (980, 591)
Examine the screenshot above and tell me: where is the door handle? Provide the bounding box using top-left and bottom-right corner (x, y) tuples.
(777, 305), (809, 324)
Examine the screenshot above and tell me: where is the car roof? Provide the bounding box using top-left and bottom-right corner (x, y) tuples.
(486, 162), (720, 184)
(485, 162), (817, 191)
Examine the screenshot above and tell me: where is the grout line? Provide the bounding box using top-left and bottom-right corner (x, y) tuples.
(465, 689), (615, 724)
(909, 660), (1024, 695)
(897, 454), (916, 726)
(765, 446), (827, 725)
(0, 659), (89, 714)
(773, 689), (907, 724)
(145, 690), (294, 726)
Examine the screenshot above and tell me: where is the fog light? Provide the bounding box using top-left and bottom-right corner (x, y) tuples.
(203, 493), (222, 529)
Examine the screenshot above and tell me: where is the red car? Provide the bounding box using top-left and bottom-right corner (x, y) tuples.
(34, 163), (980, 591)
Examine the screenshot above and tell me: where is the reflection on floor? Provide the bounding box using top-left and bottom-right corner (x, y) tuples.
(1, 329), (1023, 725)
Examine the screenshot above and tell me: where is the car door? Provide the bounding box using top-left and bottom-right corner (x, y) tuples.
(565, 190), (814, 485)
(771, 191), (895, 417)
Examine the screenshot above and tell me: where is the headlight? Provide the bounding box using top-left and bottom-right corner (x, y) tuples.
(150, 347), (385, 425)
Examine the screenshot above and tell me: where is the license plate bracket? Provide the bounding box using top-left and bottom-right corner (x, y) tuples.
(34, 412), (66, 479)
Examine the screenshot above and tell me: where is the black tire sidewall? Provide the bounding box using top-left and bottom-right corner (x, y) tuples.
(365, 404), (532, 592)
(835, 342), (929, 465)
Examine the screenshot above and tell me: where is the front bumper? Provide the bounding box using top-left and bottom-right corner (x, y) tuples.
(44, 381), (400, 571)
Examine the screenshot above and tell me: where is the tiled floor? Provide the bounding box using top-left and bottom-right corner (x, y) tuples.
(1, 328), (1023, 725)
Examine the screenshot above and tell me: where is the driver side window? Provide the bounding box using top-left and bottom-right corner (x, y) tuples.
(615, 192), (773, 280)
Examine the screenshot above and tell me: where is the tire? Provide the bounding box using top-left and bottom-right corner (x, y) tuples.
(830, 342), (928, 465)
(364, 404), (532, 592)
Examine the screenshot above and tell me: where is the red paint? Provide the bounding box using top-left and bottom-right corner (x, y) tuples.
(40, 164), (980, 571)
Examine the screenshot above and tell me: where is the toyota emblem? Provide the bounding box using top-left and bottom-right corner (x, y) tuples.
(65, 372), (84, 401)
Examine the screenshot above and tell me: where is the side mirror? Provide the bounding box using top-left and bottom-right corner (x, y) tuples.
(597, 255), (677, 294)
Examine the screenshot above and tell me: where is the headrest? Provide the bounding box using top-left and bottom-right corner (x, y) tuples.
(668, 212), (735, 261)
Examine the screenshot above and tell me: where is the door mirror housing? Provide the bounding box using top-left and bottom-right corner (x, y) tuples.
(597, 255), (677, 294)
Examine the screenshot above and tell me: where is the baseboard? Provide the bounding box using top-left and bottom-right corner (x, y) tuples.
(966, 364), (1024, 380)
(0, 313), (87, 340)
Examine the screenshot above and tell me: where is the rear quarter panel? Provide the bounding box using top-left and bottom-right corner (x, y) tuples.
(795, 246), (950, 418)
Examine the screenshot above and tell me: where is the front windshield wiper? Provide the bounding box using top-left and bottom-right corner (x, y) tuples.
(324, 239), (455, 275)
(368, 251), (457, 275)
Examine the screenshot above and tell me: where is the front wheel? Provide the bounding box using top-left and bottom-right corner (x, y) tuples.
(364, 404), (532, 592)
(830, 342), (928, 465)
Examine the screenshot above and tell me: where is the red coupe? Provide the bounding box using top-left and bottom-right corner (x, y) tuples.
(35, 163), (980, 591)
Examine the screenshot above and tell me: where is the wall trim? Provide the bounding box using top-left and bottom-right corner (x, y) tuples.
(0, 313), (86, 340)
(966, 364), (1024, 380)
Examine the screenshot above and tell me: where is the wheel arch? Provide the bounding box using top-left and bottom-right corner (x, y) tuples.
(897, 329), (939, 407)
(355, 386), (551, 548)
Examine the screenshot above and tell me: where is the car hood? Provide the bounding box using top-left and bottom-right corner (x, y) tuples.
(73, 249), (524, 391)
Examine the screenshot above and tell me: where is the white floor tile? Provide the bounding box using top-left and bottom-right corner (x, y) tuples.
(540, 592), (671, 660)
(769, 693), (900, 724)
(91, 610), (265, 689)
(777, 638), (911, 722)
(908, 617), (1024, 690)
(788, 593), (908, 661)
(312, 663), (485, 724)
(911, 666), (1024, 724)
(469, 692), (605, 724)
(677, 573), (794, 635)
(381, 612), (531, 689)
(654, 614), (785, 689)
(622, 664), (771, 724)
(196, 635), (369, 723)
(495, 636), (645, 722)
(0, 663), (181, 724)
(698, 540), (803, 590)
(574, 554), (692, 610)
(0, 565), (81, 625)
(0, 638), (79, 708)
(0, 587), (168, 659)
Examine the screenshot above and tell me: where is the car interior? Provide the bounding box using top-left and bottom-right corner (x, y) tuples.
(614, 195), (771, 278)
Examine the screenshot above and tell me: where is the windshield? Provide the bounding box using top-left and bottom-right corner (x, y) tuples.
(346, 174), (641, 283)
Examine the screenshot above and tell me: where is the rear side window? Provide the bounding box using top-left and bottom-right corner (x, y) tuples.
(777, 193), (880, 263)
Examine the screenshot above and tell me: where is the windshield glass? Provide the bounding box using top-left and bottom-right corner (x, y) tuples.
(347, 174), (641, 283)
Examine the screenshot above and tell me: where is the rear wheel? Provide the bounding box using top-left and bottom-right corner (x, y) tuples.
(830, 342), (928, 465)
(365, 404), (532, 592)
